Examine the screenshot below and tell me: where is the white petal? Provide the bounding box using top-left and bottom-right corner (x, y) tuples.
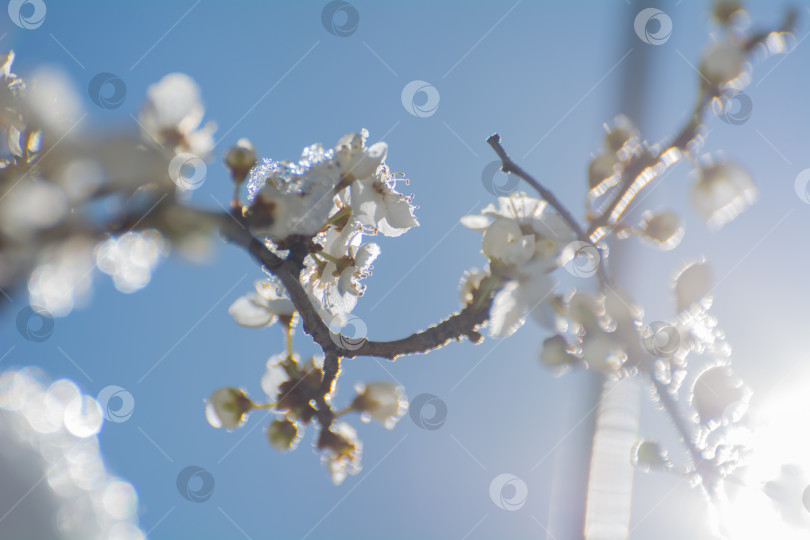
(228, 295), (276, 327)
(460, 214), (492, 231)
(488, 281), (529, 338)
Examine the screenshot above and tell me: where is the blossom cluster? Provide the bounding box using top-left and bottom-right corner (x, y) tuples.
(0, 51), (220, 316)
(217, 129), (416, 483)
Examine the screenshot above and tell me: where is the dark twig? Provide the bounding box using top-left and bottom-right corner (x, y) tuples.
(217, 211), (501, 361)
(487, 134), (588, 242)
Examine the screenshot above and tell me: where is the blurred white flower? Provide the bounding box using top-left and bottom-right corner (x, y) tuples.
(352, 382), (408, 429)
(28, 237), (96, 317)
(673, 258), (713, 312)
(261, 353), (292, 404)
(489, 270), (554, 338)
(0, 368), (145, 539)
(138, 73), (216, 158)
(692, 162), (756, 229)
(95, 230), (167, 294)
(700, 40), (747, 88)
(0, 179), (69, 239)
(638, 210), (684, 251)
(27, 68), (84, 135)
(320, 422), (362, 485)
(205, 387), (253, 430)
(228, 279), (295, 328)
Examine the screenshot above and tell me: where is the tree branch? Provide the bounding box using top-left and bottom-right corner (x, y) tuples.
(487, 134), (588, 242)
(217, 211), (500, 361)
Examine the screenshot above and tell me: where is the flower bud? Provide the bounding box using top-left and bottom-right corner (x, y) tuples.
(700, 41), (746, 88)
(639, 211), (684, 251)
(267, 418), (299, 451)
(224, 138), (256, 184)
(604, 114), (639, 154)
(712, 1), (746, 26)
(205, 387), (253, 429)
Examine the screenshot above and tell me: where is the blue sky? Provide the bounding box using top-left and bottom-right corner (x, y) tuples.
(3, 1), (810, 539)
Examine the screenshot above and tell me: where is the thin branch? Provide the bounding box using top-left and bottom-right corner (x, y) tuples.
(217, 211), (499, 361)
(487, 134), (588, 242)
(487, 134), (613, 287)
(587, 10), (798, 240)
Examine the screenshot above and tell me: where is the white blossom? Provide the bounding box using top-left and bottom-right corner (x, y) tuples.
(301, 223), (379, 315)
(335, 130), (387, 182)
(462, 193), (575, 272)
(320, 422), (362, 485)
(228, 279), (296, 328)
(692, 162), (756, 229)
(261, 353), (292, 403)
(458, 267), (488, 306)
(352, 382), (408, 429)
(350, 165), (419, 237)
(205, 387), (253, 430)
(138, 73), (215, 158)
(489, 270), (554, 338)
